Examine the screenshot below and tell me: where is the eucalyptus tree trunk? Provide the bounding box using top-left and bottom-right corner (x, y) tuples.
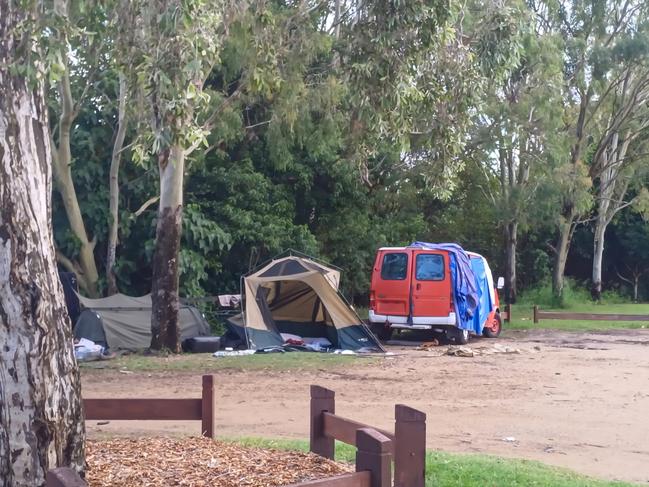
(552, 208), (575, 301)
(503, 220), (518, 303)
(150, 145), (184, 352)
(591, 200), (609, 301)
(553, 91), (589, 301)
(51, 55), (100, 297)
(591, 133), (632, 301)
(0, 3), (85, 483)
(106, 73), (128, 295)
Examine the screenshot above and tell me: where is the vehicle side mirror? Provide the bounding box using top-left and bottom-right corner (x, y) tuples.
(497, 277), (505, 290)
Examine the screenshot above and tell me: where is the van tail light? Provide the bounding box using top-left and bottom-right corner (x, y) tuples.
(369, 290), (376, 311)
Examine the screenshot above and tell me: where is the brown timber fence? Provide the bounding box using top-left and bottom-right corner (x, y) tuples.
(502, 304), (511, 323)
(297, 385), (426, 487)
(47, 377), (427, 487)
(84, 373), (217, 438)
(533, 305), (649, 324)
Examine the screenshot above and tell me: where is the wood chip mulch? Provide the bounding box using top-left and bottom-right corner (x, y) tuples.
(86, 437), (351, 486)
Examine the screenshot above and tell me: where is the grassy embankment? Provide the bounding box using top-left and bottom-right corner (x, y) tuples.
(79, 350), (375, 372)
(231, 437), (637, 487)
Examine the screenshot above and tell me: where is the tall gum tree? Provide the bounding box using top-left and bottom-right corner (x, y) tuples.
(470, 25), (564, 303)
(117, 0), (236, 351)
(588, 63), (649, 300)
(538, 0), (649, 299)
(50, 0), (108, 297)
(117, 0), (527, 351)
(0, 2), (85, 485)
(106, 72), (129, 295)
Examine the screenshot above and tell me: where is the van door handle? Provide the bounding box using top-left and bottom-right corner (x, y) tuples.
(416, 283), (421, 291)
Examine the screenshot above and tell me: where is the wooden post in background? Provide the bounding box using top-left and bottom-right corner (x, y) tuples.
(201, 375), (217, 438)
(310, 385), (335, 459)
(394, 404), (426, 487)
(533, 305), (539, 324)
(504, 304), (511, 323)
(46, 468), (87, 487)
(356, 428), (392, 487)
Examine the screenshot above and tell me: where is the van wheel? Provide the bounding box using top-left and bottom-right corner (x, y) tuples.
(447, 328), (469, 345)
(483, 314), (502, 338)
(371, 324), (393, 342)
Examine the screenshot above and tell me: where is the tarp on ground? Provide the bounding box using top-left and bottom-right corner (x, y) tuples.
(228, 255), (383, 352)
(409, 242), (480, 332)
(74, 293), (210, 350)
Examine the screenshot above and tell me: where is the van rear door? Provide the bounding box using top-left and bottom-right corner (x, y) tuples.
(411, 250), (452, 320)
(372, 250), (411, 317)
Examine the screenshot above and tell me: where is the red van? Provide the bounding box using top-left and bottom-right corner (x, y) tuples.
(368, 245), (504, 344)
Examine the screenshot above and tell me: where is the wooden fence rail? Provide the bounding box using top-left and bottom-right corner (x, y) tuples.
(46, 468), (86, 487)
(308, 384), (426, 487)
(533, 305), (649, 324)
(292, 471), (372, 487)
(84, 374), (216, 437)
(48, 378), (428, 487)
(46, 375), (218, 486)
(502, 304), (511, 323)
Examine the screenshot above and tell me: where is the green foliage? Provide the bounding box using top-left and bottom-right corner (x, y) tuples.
(518, 278), (631, 309)
(117, 0), (227, 160)
(518, 279), (593, 308)
(46, 0), (649, 311)
(179, 204), (231, 296)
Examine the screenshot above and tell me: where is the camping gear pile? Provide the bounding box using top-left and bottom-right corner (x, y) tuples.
(66, 253), (383, 355)
(73, 337), (115, 362)
(223, 255), (383, 353)
(72, 294), (210, 351)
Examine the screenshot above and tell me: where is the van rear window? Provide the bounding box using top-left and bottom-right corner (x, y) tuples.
(416, 254), (444, 281)
(381, 253), (408, 280)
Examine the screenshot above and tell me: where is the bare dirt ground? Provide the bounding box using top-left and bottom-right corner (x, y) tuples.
(82, 329), (649, 484)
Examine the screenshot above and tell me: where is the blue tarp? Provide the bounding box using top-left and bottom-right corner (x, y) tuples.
(409, 242), (481, 333)
(469, 256), (494, 334)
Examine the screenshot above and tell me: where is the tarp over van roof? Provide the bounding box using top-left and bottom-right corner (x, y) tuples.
(409, 242), (481, 332)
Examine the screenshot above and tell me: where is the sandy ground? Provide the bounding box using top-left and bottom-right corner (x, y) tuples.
(82, 329), (649, 485)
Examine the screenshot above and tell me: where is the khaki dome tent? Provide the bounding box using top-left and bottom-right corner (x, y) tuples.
(73, 293), (210, 350)
(228, 255), (383, 351)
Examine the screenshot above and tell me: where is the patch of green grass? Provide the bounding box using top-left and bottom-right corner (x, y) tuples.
(80, 351), (375, 373)
(227, 437), (637, 487)
(506, 303), (649, 331)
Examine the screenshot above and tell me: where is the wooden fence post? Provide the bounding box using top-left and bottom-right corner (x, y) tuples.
(201, 375), (217, 438)
(394, 404), (426, 487)
(46, 468), (87, 487)
(504, 304), (511, 323)
(356, 428), (392, 487)
(310, 385), (335, 459)
(533, 305), (539, 324)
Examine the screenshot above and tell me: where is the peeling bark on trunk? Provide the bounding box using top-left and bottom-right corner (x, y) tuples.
(591, 132), (633, 301)
(150, 145), (184, 352)
(504, 221), (518, 304)
(591, 214), (607, 301)
(0, 5), (85, 484)
(106, 74), (128, 296)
